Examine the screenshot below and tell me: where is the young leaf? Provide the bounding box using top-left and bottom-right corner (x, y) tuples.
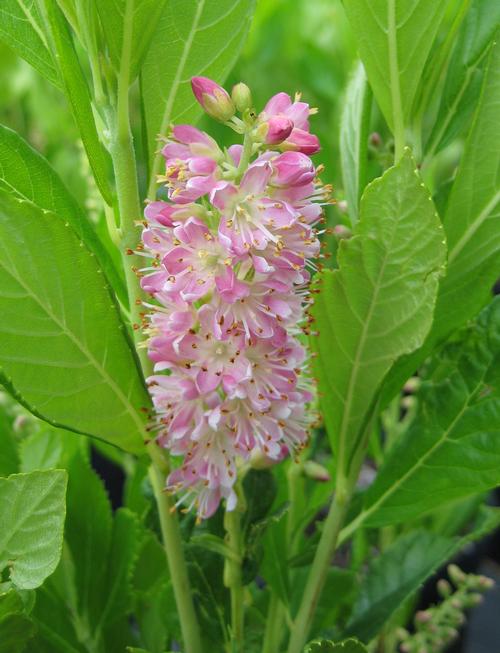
(383, 33), (500, 403)
(0, 124), (127, 305)
(343, 508), (500, 643)
(95, 0), (167, 83)
(342, 0), (447, 137)
(311, 151), (446, 471)
(0, 470), (67, 589)
(0, 0), (60, 87)
(342, 298), (500, 532)
(0, 191), (148, 454)
(339, 61), (371, 225)
(426, 0), (500, 156)
(42, 0), (113, 205)
(141, 0), (256, 193)
(305, 639), (367, 652)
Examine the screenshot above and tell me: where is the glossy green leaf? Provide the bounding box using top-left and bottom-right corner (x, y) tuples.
(0, 124), (126, 305)
(383, 36), (500, 404)
(311, 151), (446, 469)
(344, 507), (500, 643)
(339, 61), (371, 225)
(344, 299), (500, 532)
(0, 470), (67, 589)
(0, 191), (148, 453)
(342, 0), (446, 133)
(65, 450), (112, 630)
(42, 0), (113, 205)
(426, 0), (500, 156)
(97, 508), (141, 630)
(95, 0), (167, 82)
(141, 0), (256, 192)
(0, 0), (60, 87)
(305, 639), (367, 652)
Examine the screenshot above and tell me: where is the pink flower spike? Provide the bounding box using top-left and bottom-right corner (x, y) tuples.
(191, 76), (235, 122)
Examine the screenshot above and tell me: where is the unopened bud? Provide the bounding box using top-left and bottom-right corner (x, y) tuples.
(13, 414), (28, 432)
(191, 76), (235, 122)
(448, 564), (466, 585)
(337, 199), (348, 214)
(478, 575), (495, 590)
(232, 82), (252, 112)
(403, 376), (420, 393)
(263, 115), (294, 144)
(437, 579), (452, 597)
(333, 224), (352, 239)
(370, 132), (382, 147)
(415, 610), (431, 623)
(303, 460), (331, 482)
(466, 592), (483, 607)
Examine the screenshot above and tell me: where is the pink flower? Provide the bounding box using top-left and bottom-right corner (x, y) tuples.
(191, 76), (235, 122)
(260, 92), (321, 155)
(264, 115), (294, 144)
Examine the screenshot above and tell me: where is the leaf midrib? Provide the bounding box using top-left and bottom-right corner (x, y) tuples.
(0, 239), (145, 438)
(339, 374), (487, 542)
(147, 0), (206, 198)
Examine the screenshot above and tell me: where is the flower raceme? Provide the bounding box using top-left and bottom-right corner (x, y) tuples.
(139, 77), (329, 518)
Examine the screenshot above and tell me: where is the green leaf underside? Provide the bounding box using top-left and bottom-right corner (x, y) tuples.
(344, 507), (500, 642)
(305, 638), (367, 652)
(142, 0), (256, 190)
(0, 124), (127, 305)
(44, 0), (113, 205)
(427, 0), (500, 154)
(0, 0), (60, 87)
(382, 35), (500, 403)
(311, 151), (446, 468)
(342, 0), (447, 131)
(343, 298), (500, 534)
(339, 61), (372, 225)
(95, 0), (167, 82)
(0, 470), (67, 589)
(0, 191), (148, 453)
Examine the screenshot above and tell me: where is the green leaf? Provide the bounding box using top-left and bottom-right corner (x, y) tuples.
(342, 0), (447, 133)
(0, 405), (19, 476)
(343, 299), (500, 532)
(97, 508), (140, 630)
(305, 639), (367, 652)
(0, 613), (36, 653)
(0, 191), (148, 453)
(344, 508), (500, 643)
(42, 0), (113, 205)
(339, 61), (371, 225)
(383, 35), (500, 402)
(0, 0), (60, 87)
(0, 124), (127, 305)
(426, 0), (500, 155)
(95, 0), (167, 82)
(141, 0), (256, 191)
(0, 470), (67, 589)
(19, 428), (63, 473)
(311, 151), (446, 469)
(65, 450), (112, 629)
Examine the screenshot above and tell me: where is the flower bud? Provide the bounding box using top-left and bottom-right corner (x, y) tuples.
(303, 460), (331, 482)
(333, 224), (352, 240)
(437, 578), (452, 597)
(448, 564), (466, 585)
(478, 574), (495, 589)
(415, 610), (431, 623)
(264, 115), (294, 144)
(232, 82), (252, 112)
(191, 76), (235, 122)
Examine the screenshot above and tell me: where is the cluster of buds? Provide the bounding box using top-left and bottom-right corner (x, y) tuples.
(397, 564), (495, 653)
(139, 77), (330, 518)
